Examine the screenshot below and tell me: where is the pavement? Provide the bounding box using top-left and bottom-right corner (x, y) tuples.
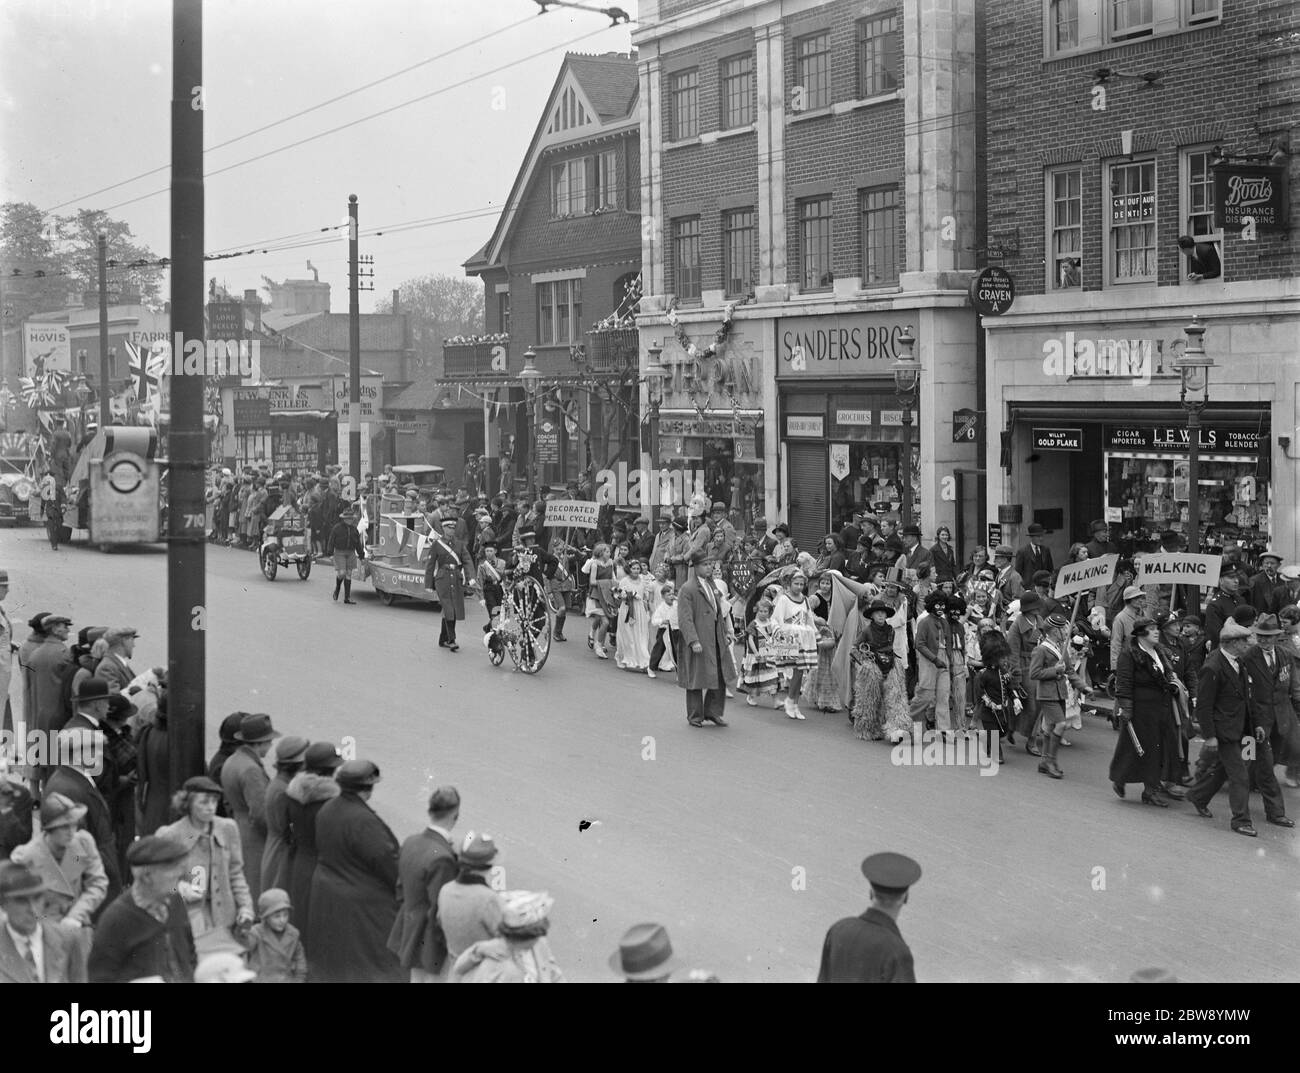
(4, 526), (1298, 982)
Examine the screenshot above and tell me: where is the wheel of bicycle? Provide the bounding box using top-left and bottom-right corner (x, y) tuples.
(512, 576), (552, 674)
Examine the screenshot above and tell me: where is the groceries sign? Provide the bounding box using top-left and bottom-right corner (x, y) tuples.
(1213, 163), (1288, 232)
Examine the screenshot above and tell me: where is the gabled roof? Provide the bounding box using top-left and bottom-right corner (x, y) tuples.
(465, 51), (638, 275)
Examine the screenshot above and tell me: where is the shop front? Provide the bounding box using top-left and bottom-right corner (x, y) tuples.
(984, 284), (1295, 563)
(652, 410), (765, 521)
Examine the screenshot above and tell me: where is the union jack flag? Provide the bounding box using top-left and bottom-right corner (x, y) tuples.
(126, 340), (169, 402)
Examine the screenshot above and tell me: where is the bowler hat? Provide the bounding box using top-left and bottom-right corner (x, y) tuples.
(275, 735), (310, 764)
(902, 525), (922, 538)
(304, 741), (343, 772)
(1018, 592), (1044, 614)
(1122, 585), (1146, 602)
(1253, 614), (1283, 636)
(0, 862), (47, 900)
(1027, 523), (1045, 537)
(608, 922), (682, 980)
(459, 831), (499, 867)
(39, 792), (87, 830)
(236, 713), (280, 744)
(860, 852), (922, 895)
(126, 835), (189, 868)
(182, 775), (223, 796)
(336, 759), (381, 790)
(74, 677), (114, 704)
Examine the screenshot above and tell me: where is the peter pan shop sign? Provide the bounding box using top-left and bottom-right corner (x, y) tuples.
(778, 314), (914, 377)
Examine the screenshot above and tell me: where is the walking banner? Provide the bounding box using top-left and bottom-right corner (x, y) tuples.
(543, 499), (600, 530)
(1134, 552), (1222, 589)
(1054, 553), (1118, 599)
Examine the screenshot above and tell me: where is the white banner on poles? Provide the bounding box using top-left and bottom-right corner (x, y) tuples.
(1134, 553), (1222, 590)
(1054, 553), (1118, 599)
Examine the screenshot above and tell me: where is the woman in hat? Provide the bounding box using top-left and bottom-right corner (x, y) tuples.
(134, 692), (172, 836)
(852, 598), (910, 741)
(10, 792), (108, 954)
(1110, 618), (1180, 805)
(581, 542), (616, 659)
(452, 890), (564, 983)
(815, 533), (847, 575)
(262, 736), (309, 894)
(285, 742), (343, 961)
(325, 505), (367, 605)
(1030, 611), (1090, 779)
(437, 832), (504, 965)
(157, 776), (255, 956)
(614, 558), (653, 672)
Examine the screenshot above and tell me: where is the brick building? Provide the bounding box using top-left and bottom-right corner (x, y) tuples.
(453, 51), (643, 496)
(634, 0), (982, 551)
(982, 0), (1300, 562)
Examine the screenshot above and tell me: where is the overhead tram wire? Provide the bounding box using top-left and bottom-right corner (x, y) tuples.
(38, 14), (539, 214)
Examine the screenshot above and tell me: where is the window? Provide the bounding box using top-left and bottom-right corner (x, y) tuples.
(1111, 0), (1153, 40)
(1051, 0), (1079, 50)
(1182, 148), (1224, 283)
(551, 159), (586, 216)
(498, 291), (510, 336)
(670, 68), (699, 140)
(1107, 159), (1156, 284)
(859, 187), (899, 285)
(1189, 0), (1221, 24)
(856, 14), (900, 98)
(673, 217), (701, 302)
(720, 53), (754, 129)
(795, 32), (831, 111)
(799, 197), (834, 291)
(1047, 167), (1083, 289)
(722, 209), (756, 296)
(236, 429), (272, 471)
(597, 149), (617, 209)
(537, 279), (582, 345)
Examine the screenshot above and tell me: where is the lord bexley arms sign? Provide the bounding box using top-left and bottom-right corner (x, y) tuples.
(1214, 163), (1288, 232)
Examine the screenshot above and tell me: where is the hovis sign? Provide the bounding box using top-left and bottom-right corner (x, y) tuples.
(90, 451), (160, 544)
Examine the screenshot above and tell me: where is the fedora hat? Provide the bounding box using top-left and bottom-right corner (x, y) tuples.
(304, 741), (343, 772)
(0, 862), (48, 900)
(235, 713), (280, 744)
(458, 831), (499, 867)
(1253, 614), (1283, 636)
(74, 677), (114, 704)
(1027, 523), (1045, 537)
(608, 922), (682, 980)
(39, 792), (87, 831)
(1018, 592), (1044, 614)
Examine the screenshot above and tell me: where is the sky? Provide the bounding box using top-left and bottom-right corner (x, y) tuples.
(0, 0), (637, 312)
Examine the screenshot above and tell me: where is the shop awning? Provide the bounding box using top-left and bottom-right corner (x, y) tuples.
(1005, 403), (1269, 427)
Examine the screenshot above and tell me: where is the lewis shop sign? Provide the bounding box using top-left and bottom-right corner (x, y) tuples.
(1103, 425), (1261, 455)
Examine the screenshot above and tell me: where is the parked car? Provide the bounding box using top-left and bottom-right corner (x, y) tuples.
(0, 473), (34, 526)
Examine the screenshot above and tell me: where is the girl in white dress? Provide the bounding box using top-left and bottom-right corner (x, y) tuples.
(614, 560), (652, 671)
(771, 571), (820, 720)
(582, 543), (615, 659)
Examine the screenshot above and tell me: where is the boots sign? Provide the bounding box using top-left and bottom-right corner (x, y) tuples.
(1213, 163), (1288, 232)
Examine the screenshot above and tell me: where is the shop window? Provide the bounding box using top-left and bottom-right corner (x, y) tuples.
(720, 53), (754, 129)
(236, 429), (272, 470)
(860, 186), (899, 286)
(1047, 166), (1083, 290)
(536, 278), (582, 345)
(855, 13), (900, 98)
(722, 209), (756, 297)
(1105, 159), (1156, 286)
(1180, 147), (1224, 285)
(794, 31), (831, 112)
(673, 217), (702, 302)
(798, 197), (834, 291)
(670, 68), (699, 140)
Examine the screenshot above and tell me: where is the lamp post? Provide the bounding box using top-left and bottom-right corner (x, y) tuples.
(1175, 316), (1215, 555)
(520, 345), (542, 499)
(644, 341), (667, 514)
(892, 325), (920, 529)
(73, 375), (91, 439)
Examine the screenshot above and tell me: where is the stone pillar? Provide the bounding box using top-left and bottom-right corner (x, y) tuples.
(639, 57), (665, 300)
(755, 21), (786, 292)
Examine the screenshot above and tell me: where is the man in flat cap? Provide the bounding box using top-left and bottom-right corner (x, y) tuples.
(818, 852), (920, 983)
(0, 861), (88, 982)
(709, 502), (737, 558)
(89, 835), (196, 983)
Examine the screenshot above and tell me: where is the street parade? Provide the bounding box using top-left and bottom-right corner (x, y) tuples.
(0, 0), (1296, 1049)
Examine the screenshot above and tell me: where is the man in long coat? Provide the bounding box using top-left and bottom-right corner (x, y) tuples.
(45, 730), (121, 910)
(0, 570), (13, 735)
(28, 613), (73, 740)
(818, 852), (920, 983)
(220, 712), (277, 899)
(387, 786), (459, 982)
(425, 517), (475, 652)
(676, 552), (734, 727)
(307, 759), (404, 983)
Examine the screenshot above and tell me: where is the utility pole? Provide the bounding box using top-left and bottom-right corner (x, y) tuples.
(97, 235), (110, 425)
(348, 194), (361, 485)
(167, 0), (206, 796)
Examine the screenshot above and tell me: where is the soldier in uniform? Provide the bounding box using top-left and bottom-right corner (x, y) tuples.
(425, 517), (475, 652)
(818, 852), (921, 983)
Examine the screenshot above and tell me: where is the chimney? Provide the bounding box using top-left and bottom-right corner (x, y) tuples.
(243, 289), (262, 332)
(392, 288), (400, 313)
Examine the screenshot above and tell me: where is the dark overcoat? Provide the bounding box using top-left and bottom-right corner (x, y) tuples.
(88, 891), (195, 983)
(386, 828), (458, 974)
(1197, 649), (1252, 743)
(675, 575), (737, 691)
(817, 908), (916, 983)
(220, 744), (270, 898)
(424, 535), (473, 621)
(307, 790), (404, 983)
(1110, 643), (1174, 786)
(285, 771), (339, 960)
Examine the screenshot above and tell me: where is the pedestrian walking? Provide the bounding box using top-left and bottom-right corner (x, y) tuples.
(1008, 592), (1045, 755)
(614, 559), (653, 671)
(157, 776), (255, 957)
(677, 552), (734, 728)
(325, 504), (366, 604)
(437, 831), (503, 965)
(0, 861), (88, 983)
(245, 887), (307, 983)
(261, 735), (308, 895)
(220, 712), (278, 900)
(388, 786), (460, 982)
(452, 890), (564, 983)
(1030, 611), (1088, 779)
(582, 542), (616, 658)
(88, 835), (196, 983)
(1110, 619), (1180, 805)
(285, 741), (342, 966)
(425, 517), (476, 652)
(818, 852), (921, 983)
(39, 473), (65, 551)
(307, 759), (403, 983)
(1240, 615), (1295, 829)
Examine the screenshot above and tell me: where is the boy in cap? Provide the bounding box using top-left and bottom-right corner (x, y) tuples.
(818, 852), (920, 983)
(245, 888), (307, 983)
(325, 504), (367, 604)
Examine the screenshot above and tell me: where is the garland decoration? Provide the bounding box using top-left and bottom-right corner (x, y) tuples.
(665, 293), (752, 360)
